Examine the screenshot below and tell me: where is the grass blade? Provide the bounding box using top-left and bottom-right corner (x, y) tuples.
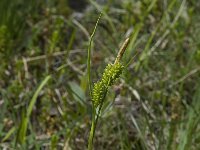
(17, 75), (51, 144)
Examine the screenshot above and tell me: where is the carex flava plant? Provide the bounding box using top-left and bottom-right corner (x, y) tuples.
(87, 35), (130, 149)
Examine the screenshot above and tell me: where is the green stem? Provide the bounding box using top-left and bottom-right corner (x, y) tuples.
(88, 87), (108, 150)
(88, 106), (96, 150)
(87, 13), (102, 150)
(87, 13), (102, 97)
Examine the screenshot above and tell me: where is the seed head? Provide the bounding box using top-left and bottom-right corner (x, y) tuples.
(92, 62), (124, 107)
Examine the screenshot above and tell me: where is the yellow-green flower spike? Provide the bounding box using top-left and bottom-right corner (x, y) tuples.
(92, 62), (124, 107)
(91, 38), (129, 108)
(102, 62), (124, 86)
(92, 81), (105, 107)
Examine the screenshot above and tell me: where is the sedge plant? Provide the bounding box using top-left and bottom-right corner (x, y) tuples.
(87, 35), (130, 150)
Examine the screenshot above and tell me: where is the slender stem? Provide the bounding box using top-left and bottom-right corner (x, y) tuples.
(88, 86), (108, 150)
(88, 105), (96, 150)
(87, 13), (102, 97)
(87, 13), (102, 150)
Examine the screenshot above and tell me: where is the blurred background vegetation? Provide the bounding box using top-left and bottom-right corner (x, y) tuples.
(0, 0), (200, 149)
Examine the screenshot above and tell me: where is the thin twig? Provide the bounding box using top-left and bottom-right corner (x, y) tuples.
(24, 49), (84, 63)
(169, 67), (200, 88)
